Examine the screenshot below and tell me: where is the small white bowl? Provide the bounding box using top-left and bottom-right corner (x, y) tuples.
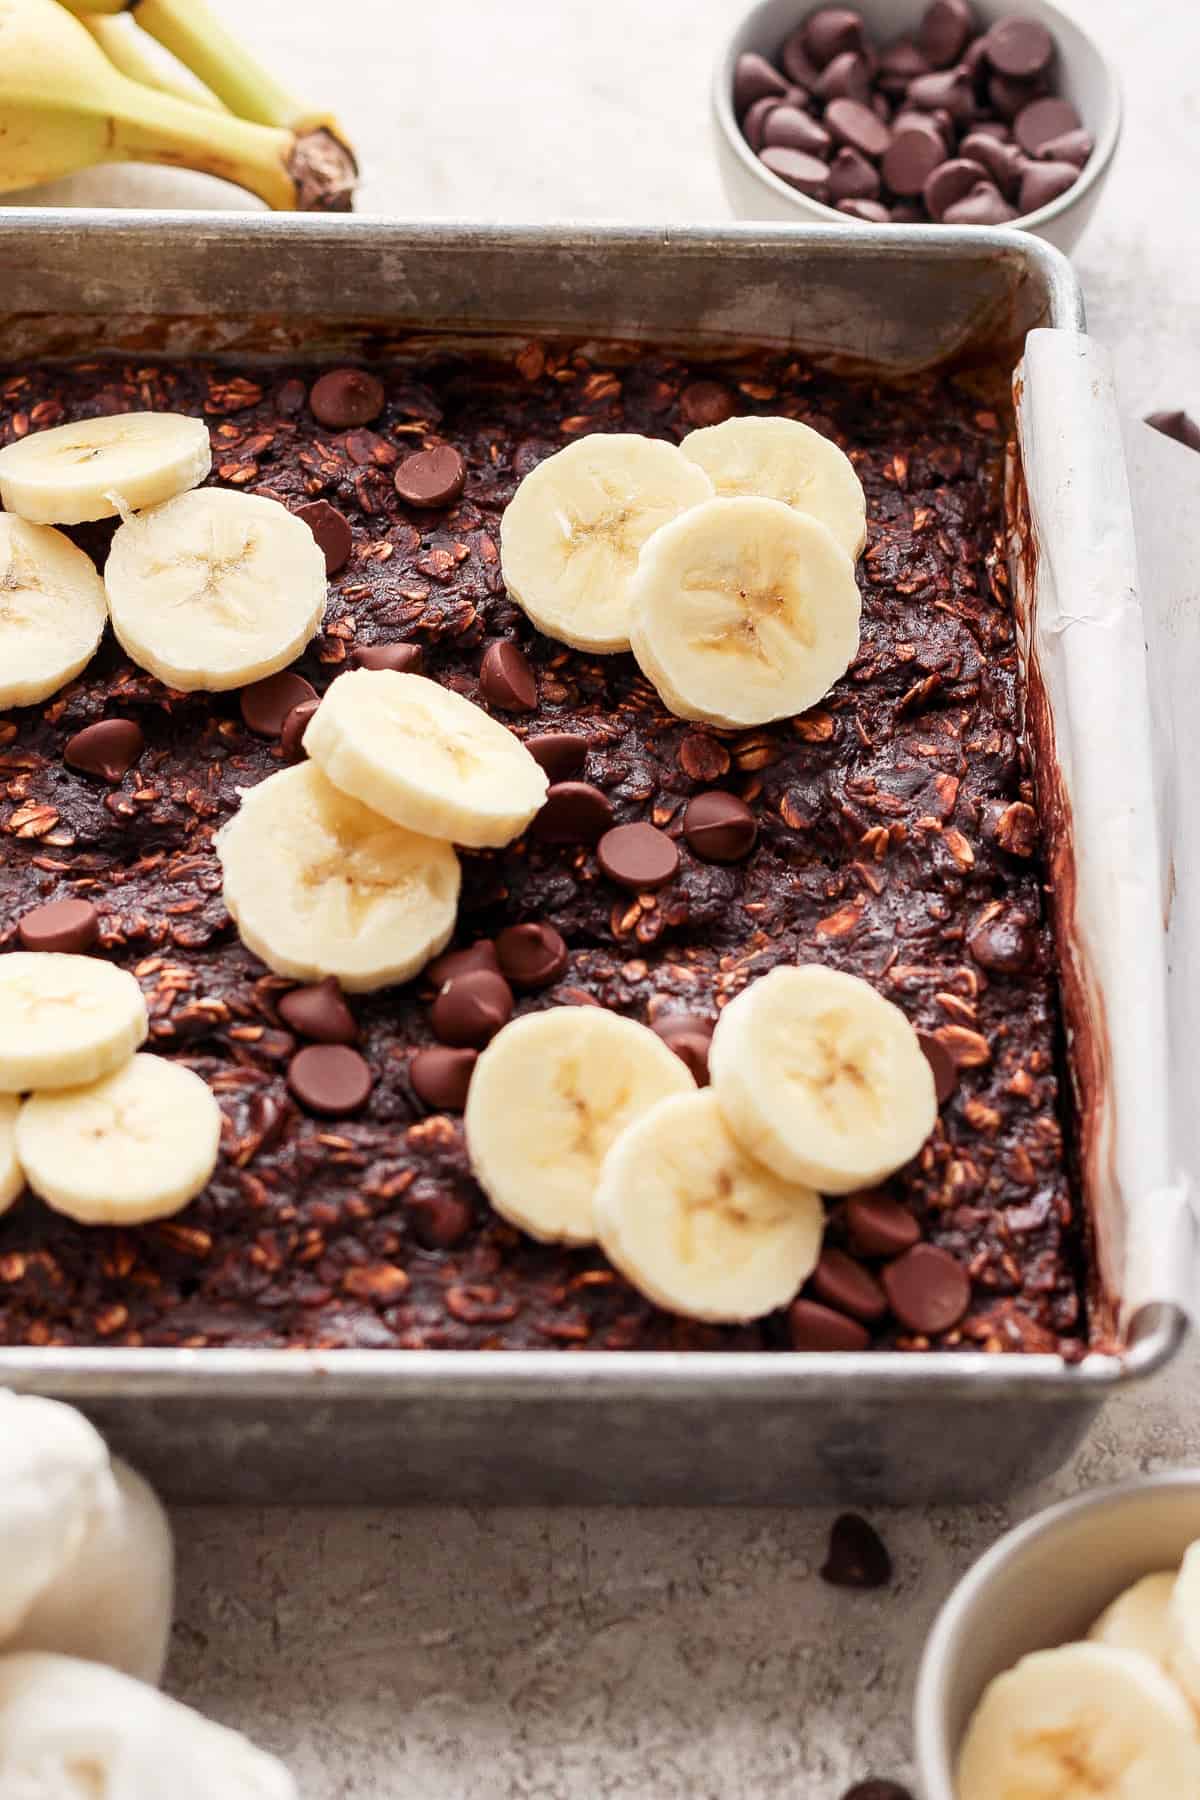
(914, 1471), (1200, 1800)
(713, 0), (1121, 253)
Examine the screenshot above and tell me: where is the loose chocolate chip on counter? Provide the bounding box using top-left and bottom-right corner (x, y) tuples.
(821, 1513), (893, 1588)
(530, 781), (615, 845)
(351, 641), (424, 674)
(64, 718), (143, 783)
(525, 731), (588, 781)
(495, 922), (568, 990)
(280, 699), (319, 761)
(410, 1046), (478, 1113)
(18, 898), (99, 954)
(652, 1012), (715, 1086)
(811, 1247), (888, 1322)
(734, 50), (789, 115)
(295, 499), (353, 576)
(597, 822), (680, 893)
(309, 368), (385, 430)
(804, 7), (867, 67)
(762, 105), (834, 157)
(918, 0), (973, 68)
(824, 97), (892, 159)
(923, 156), (989, 219)
(839, 198), (892, 221)
(845, 1190), (922, 1258)
(430, 970), (514, 1049)
(840, 1782), (915, 1800)
(277, 977), (357, 1045)
(760, 145), (832, 198)
(287, 1043), (373, 1117)
(1037, 127), (1093, 167)
(427, 939), (500, 985)
(829, 145), (882, 201)
(680, 379), (737, 427)
(881, 119), (947, 195)
(479, 640), (537, 713)
(883, 1243), (971, 1334)
(942, 180), (1018, 224)
(1013, 94), (1079, 154)
(1146, 410), (1200, 453)
(393, 445), (467, 508)
(408, 1187), (475, 1248)
(985, 15), (1055, 79)
(240, 671), (319, 739)
(788, 1298), (871, 1352)
(816, 50), (873, 103)
(683, 791), (758, 863)
(1018, 158), (1079, 213)
(917, 1031), (958, 1105)
(742, 94), (784, 151)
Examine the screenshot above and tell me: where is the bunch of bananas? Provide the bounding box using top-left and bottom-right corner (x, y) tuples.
(0, 0), (357, 209)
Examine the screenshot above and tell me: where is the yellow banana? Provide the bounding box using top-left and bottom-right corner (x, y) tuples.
(82, 12), (226, 111)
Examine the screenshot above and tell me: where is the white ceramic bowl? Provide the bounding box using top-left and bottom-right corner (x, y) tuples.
(713, 0), (1121, 253)
(914, 1471), (1200, 1799)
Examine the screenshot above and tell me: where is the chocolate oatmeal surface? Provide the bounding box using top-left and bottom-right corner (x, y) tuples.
(0, 346), (1083, 1354)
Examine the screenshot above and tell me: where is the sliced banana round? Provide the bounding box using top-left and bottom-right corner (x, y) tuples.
(708, 965), (936, 1194)
(957, 1642), (1200, 1800)
(0, 516), (108, 709)
(1167, 1542), (1200, 1710)
(0, 1095), (22, 1215)
(499, 433), (714, 653)
(0, 953), (148, 1094)
(16, 1053), (221, 1226)
(628, 496), (861, 729)
(1089, 1572), (1177, 1671)
(304, 668), (548, 848)
(681, 415), (867, 560)
(464, 1007), (695, 1245)
(105, 487), (326, 692)
(594, 1088), (824, 1322)
(0, 411), (211, 526)
(217, 761), (460, 993)
(0, 1653), (297, 1800)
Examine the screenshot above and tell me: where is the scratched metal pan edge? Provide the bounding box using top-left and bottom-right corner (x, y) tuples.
(0, 214), (1180, 1505)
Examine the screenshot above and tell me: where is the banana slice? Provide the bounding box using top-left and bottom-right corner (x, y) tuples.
(0, 953), (148, 1094)
(628, 496), (861, 728)
(105, 488), (326, 692)
(0, 1097), (22, 1215)
(0, 411), (210, 526)
(217, 761), (460, 992)
(464, 1007), (695, 1244)
(708, 965), (936, 1194)
(957, 1642), (1200, 1799)
(681, 416), (867, 560)
(0, 1393), (114, 1645)
(499, 433), (713, 652)
(1167, 1542), (1200, 1710)
(594, 1088), (824, 1322)
(16, 1053), (222, 1226)
(304, 668), (548, 848)
(0, 1653), (297, 1800)
(0, 517), (108, 709)
(1089, 1572), (1177, 1671)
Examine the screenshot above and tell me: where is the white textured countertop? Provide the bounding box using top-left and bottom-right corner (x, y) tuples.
(12, 0), (1200, 1792)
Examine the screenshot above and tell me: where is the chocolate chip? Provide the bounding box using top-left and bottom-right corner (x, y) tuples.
(479, 640), (537, 713)
(959, 131), (1025, 194)
(17, 898), (99, 954)
(942, 180), (1017, 223)
(239, 671), (318, 739)
(839, 198), (892, 221)
(734, 51), (789, 115)
(988, 70), (1044, 120)
(985, 15), (1054, 79)
(762, 105), (834, 157)
(804, 7), (867, 68)
(829, 145), (882, 201)
(821, 1513), (892, 1588)
(824, 97), (892, 158)
(64, 718), (143, 783)
(427, 939), (500, 985)
(683, 791), (758, 863)
(840, 1782), (915, 1800)
(966, 905), (1035, 974)
(1018, 158), (1079, 213)
(742, 94), (785, 152)
(1037, 127), (1093, 167)
(652, 1012), (715, 1086)
(280, 699), (319, 760)
(883, 1243), (970, 1334)
(350, 641), (424, 674)
(780, 26), (823, 88)
(878, 40), (930, 94)
(882, 119), (947, 194)
(393, 445), (466, 508)
(845, 1191), (922, 1258)
(287, 1044), (373, 1116)
(525, 731), (588, 781)
(408, 1186), (474, 1247)
(1147, 410), (1200, 453)
(430, 970), (514, 1049)
(680, 380), (737, 427)
(918, 0), (973, 68)
(277, 977), (357, 1045)
(495, 922), (568, 990)
(309, 369), (385, 429)
(811, 1247), (888, 1322)
(816, 50), (873, 102)
(918, 1032), (958, 1104)
(294, 499), (352, 576)
(597, 822), (680, 892)
(923, 155), (989, 218)
(1013, 94), (1079, 153)
(530, 782), (615, 845)
(968, 118), (1011, 140)
(788, 1298), (871, 1352)
(906, 68), (975, 120)
(410, 1046), (477, 1113)
(276, 378), (307, 416)
(760, 145), (832, 198)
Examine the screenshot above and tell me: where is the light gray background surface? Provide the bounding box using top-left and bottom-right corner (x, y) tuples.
(13, 0), (1200, 1792)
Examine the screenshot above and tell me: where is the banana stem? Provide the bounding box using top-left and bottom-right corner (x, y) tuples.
(83, 13), (227, 111)
(135, 0), (309, 131)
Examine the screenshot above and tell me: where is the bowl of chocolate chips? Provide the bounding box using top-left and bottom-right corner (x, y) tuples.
(713, 0), (1121, 250)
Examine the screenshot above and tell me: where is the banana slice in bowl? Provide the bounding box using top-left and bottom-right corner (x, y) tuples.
(0, 1097), (21, 1215)
(0, 517), (108, 709)
(681, 415), (867, 561)
(0, 953), (148, 1093)
(105, 488), (326, 692)
(0, 411), (210, 525)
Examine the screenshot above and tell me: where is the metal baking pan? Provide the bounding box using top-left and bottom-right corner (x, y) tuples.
(0, 214), (1186, 1504)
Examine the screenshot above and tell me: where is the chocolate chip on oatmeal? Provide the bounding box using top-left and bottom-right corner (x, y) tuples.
(917, 1031), (958, 1105)
(652, 1013), (714, 1086)
(287, 1043), (373, 1117)
(811, 1247), (888, 1322)
(409, 1189), (475, 1249)
(393, 445), (467, 508)
(239, 671), (319, 739)
(788, 1298), (871, 1352)
(966, 903), (1035, 975)
(597, 822), (680, 892)
(883, 1243), (970, 1334)
(430, 970), (514, 1048)
(411, 1046), (478, 1113)
(350, 641), (424, 674)
(495, 922), (568, 990)
(428, 940), (500, 984)
(683, 791), (758, 863)
(295, 499), (353, 575)
(64, 717), (143, 783)
(479, 640), (537, 713)
(309, 368), (385, 429)
(845, 1190), (921, 1258)
(277, 977), (357, 1045)
(280, 699), (319, 761)
(821, 1513), (892, 1588)
(17, 898), (99, 954)
(530, 781), (615, 845)
(525, 731), (588, 781)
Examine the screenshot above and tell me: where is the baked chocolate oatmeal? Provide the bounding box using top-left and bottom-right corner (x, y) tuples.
(0, 345), (1083, 1354)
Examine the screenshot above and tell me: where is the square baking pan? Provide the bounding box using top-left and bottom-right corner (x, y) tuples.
(0, 213), (1185, 1504)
